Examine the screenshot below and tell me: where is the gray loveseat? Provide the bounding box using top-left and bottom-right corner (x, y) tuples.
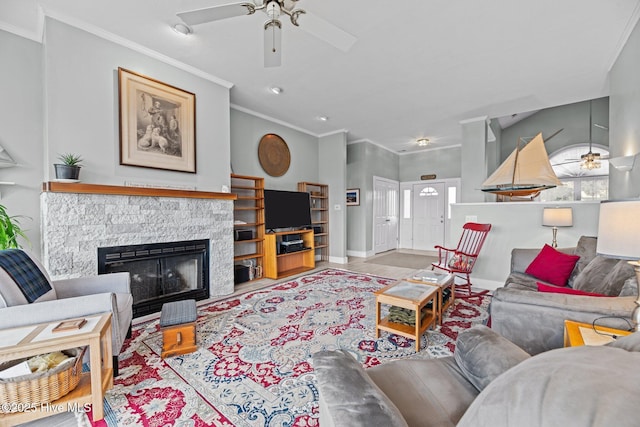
(491, 236), (637, 354)
(313, 325), (640, 427)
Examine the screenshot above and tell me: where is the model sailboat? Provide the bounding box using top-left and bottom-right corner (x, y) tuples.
(481, 132), (561, 199)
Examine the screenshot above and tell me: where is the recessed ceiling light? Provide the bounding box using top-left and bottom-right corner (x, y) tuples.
(172, 23), (192, 36)
(269, 86), (283, 94)
(417, 138), (430, 147)
(317, 116), (329, 122)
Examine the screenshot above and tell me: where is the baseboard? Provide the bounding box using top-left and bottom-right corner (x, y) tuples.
(347, 249), (375, 258)
(329, 256), (348, 264)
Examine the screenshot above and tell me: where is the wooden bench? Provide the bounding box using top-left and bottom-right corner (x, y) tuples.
(160, 299), (197, 358)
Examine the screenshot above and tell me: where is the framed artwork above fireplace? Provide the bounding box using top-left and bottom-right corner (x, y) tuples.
(118, 67), (196, 173)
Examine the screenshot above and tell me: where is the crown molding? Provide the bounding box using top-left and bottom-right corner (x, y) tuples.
(398, 144), (462, 155)
(606, 1), (640, 71)
(459, 115), (489, 125)
(231, 104), (324, 137)
(318, 129), (349, 138)
(347, 138), (397, 155)
(0, 18), (42, 42)
(40, 7), (233, 89)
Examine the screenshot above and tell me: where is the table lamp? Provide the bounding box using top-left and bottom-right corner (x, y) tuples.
(542, 207), (573, 248)
(596, 200), (640, 331)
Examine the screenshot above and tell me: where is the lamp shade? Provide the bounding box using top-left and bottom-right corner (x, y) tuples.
(596, 200), (640, 260)
(542, 207), (573, 227)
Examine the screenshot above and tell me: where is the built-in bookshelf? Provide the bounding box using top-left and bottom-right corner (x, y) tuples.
(231, 174), (265, 282)
(298, 182), (329, 262)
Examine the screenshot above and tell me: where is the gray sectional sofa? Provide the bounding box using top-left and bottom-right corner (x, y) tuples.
(490, 236), (637, 354)
(313, 325), (640, 427)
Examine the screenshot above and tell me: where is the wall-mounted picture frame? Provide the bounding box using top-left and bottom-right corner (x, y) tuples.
(118, 67), (196, 173)
(346, 188), (360, 206)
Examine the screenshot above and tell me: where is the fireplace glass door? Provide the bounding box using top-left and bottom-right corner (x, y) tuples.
(98, 239), (209, 317)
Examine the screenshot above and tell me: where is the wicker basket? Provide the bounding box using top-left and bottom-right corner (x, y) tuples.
(0, 347), (85, 413)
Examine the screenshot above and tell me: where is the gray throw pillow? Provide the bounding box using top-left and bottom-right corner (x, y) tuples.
(573, 256), (635, 296)
(454, 325), (530, 392)
(604, 260), (637, 295)
(568, 236), (597, 285)
(619, 277), (639, 297)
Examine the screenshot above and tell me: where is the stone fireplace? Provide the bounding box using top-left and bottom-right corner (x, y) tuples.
(40, 182), (236, 302)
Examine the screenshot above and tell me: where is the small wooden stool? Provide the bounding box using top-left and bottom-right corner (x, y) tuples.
(160, 299), (197, 358)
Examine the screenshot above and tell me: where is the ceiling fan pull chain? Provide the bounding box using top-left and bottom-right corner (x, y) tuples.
(272, 22), (277, 52)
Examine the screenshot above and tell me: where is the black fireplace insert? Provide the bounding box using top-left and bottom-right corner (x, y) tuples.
(98, 239), (209, 318)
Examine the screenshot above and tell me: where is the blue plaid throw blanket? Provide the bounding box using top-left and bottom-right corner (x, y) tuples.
(0, 249), (52, 303)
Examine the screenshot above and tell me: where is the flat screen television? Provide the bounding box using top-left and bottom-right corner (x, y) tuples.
(264, 189), (312, 230)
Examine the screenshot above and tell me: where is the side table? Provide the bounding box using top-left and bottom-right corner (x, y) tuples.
(0, 313), (113, 426)
(375, 280), (438, 351)
(564, 319), (632, 347)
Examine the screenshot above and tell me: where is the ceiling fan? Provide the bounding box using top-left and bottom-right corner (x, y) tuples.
(556, 100), (609, 170)
(176, 0), (357, 67)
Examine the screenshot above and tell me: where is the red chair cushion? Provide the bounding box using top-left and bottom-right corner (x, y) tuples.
(525, 244), (580, 287)
(536, 282), (608, 297)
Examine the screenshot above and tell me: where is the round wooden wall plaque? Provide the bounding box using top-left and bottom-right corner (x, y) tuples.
(258, 133), (291, 177)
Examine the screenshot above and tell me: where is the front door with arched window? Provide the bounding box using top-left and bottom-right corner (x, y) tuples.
(412, 182), (445, 249)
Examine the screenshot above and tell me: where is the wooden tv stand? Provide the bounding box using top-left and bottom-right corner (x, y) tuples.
(264, 230), (315, 279)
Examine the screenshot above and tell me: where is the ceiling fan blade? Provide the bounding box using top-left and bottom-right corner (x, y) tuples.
(177, 3), (249, 26)
(264, 22), (282, 67)
(297, 12), (356, 52)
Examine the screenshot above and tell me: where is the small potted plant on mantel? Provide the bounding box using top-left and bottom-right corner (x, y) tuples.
(54, 153), (83, 181)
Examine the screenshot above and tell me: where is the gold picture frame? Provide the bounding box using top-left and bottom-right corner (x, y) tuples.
(118, 67), (196, 173)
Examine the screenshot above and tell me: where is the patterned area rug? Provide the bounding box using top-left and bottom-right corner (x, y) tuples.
(90, 269), (490, 427)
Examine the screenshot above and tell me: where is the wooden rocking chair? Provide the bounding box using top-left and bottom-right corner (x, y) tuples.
(431, 222), (492, 299)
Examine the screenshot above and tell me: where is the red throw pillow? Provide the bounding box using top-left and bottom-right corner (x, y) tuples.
(537, 282), (608, 297)
(525, 244), (580, 287)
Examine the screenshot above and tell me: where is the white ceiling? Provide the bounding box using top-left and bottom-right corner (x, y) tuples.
(2, 0), (640, 153)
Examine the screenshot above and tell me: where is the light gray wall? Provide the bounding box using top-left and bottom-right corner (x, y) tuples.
(346, 143), (367, 254)
(499, 97), (609, 164)
(319, 132), (347, 263)
(609, 17), (640, 199)
(44, 19), (231, 193)
(0, 30), (43, 251)
(398, 146), (462, 181)
(460, 118), (488, 202)
(230, 108), (319, 190)
(487, 120), (502, 180)
(346, 141), (399, 256)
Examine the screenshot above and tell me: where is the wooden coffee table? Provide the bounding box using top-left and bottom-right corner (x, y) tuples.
(0, 313), (113, 426)
(375, 280), (438, 351)
(407, 270), (454, 325)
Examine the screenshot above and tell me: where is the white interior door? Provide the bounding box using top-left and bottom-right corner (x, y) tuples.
(412, 182), (445, 250)
(374, 177), (399, 254)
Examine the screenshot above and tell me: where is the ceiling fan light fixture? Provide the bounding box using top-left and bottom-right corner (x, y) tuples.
(172, 23), (192, 36)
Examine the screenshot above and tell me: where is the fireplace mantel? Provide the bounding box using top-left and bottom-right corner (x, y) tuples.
(42, 181), (237, 200)
(41, 182), (236, 297)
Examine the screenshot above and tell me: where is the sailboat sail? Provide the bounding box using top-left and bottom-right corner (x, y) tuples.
(482, 132), (560, 197)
